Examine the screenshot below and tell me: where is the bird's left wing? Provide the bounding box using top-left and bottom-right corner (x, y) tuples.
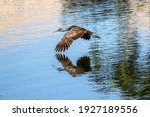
(55, 28), (85, 52)
(55, 54), (73, 68)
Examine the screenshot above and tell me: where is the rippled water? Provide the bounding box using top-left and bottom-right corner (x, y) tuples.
(0, 0), (149, 99)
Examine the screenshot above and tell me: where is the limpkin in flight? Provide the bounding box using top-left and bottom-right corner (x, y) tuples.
(54, 25), (101, 52)
(55, 54), (91, 77)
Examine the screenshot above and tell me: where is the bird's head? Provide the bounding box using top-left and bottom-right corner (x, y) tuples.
(54, 28), (66, 32)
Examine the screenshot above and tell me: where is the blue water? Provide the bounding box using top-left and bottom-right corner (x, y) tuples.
(0, 0), (149, 100)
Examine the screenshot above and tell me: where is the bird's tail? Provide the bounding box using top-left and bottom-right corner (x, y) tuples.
(92, 34), (101, 39)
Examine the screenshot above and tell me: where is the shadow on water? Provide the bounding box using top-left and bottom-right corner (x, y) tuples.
(55, 54), (91, 77)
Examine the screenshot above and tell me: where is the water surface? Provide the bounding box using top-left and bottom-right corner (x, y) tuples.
(0, 0), (149, 99)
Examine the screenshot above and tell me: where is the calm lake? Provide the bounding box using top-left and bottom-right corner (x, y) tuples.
(0, 0), (149, 100)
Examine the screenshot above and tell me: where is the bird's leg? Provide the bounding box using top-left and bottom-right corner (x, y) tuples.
(92, 34), (101, 39)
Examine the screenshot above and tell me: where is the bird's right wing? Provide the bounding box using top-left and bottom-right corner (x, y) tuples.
(55, 28), (85, 52)
(77, 56), (91, 72)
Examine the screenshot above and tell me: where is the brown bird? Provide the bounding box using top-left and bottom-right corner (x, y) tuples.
(55, 54), (91, 77)
(54, 25), (101, 52)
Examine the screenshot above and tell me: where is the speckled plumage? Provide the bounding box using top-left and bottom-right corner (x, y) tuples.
(55, 25), (95, 52)
(55, 54), (91, 77)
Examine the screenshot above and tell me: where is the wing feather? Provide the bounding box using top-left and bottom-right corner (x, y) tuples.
(55, 28), (85, 52)
(55, 54), (73, 67)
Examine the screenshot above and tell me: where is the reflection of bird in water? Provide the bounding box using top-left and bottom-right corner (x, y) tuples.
(54, 25), (101, 52)
(55, 54), (91, 77)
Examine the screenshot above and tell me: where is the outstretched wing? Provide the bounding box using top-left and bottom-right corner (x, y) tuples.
(55, 54), (73, 67)
(55, 28), (87, 52)
(76, 56), (91, 72)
